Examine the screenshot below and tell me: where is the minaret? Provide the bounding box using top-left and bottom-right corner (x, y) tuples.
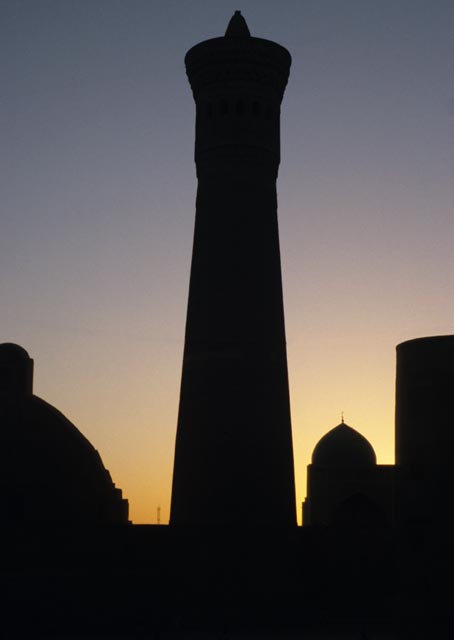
(170, 12), (296, 526)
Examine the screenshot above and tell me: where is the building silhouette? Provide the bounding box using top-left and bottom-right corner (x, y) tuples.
(0, 342), (128, 526)
(395, 335), (454, 526)
(304, 334), (454, 532)
(303, 419), (394, 527)
(2, 12), (452, 638)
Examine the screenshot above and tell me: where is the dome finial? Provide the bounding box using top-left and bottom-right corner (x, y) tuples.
(225, 10), (251, 37)
(341, 411), (344, 424)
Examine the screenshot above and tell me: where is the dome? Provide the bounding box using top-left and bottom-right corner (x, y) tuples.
(0, 346), (128, 526)
(312, 422), (376, 467)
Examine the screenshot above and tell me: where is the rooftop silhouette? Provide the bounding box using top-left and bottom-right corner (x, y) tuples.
(312, 421), (377, 467)
(0, 342), (128, 527)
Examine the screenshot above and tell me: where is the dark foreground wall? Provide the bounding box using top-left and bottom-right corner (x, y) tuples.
(3, 522), (449, 638)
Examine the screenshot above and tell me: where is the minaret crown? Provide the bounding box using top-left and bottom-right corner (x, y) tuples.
(225, 11), (251, 38)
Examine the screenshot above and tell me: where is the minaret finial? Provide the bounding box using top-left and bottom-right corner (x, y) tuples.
(225, 10), (251, 37)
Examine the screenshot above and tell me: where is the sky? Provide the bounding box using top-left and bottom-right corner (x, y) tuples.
(2, 0), (453, 524)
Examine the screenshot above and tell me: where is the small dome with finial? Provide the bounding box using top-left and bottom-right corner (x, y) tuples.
(312, 421), (377, 467)
(225, 10), (251, 37)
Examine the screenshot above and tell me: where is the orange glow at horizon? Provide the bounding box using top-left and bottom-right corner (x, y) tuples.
(32, 304), (400, 526)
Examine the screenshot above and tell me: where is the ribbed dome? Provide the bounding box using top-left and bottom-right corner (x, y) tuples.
(0, 345), (128, 526)
(312, 422), (376, 467)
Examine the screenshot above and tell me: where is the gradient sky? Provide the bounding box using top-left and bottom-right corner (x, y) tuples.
(2, 0), (453, 524)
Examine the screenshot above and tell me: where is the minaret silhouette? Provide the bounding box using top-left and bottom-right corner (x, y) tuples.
(170, 12), (296, 526)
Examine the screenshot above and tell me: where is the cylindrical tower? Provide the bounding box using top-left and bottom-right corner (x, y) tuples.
(170, 12), (296, 526)
(395, 335), (454, 524)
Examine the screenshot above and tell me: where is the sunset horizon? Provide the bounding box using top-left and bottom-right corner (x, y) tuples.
(4, 0), (453, 525)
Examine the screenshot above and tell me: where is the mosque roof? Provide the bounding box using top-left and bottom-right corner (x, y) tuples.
(0, 344), (128, 525)
(311, 421), (377, 467)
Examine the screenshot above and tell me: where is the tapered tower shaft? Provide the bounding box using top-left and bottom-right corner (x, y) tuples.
(170, 12), (296, 526)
